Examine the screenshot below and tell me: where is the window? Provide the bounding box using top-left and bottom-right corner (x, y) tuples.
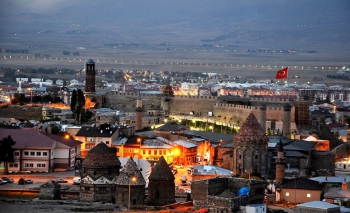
(143, 150), (146, 155)
(14, 152), (19, 156)
(30, 152), (35, 156)
(43, 152), (48, 156)
(24, 152), (29, 156)
(148, 150), (151, 155)
(106, 141), (109, 145)
(37, 152), (41, 156)
(154, 150), (157, 155)
(307, 194), (311, 198)
(25, 163), (34, 167)
(285, 192), (290, 196)
(9, 163), (18, 167)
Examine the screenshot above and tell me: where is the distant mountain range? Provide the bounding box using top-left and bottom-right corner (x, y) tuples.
(1, 0), (350, 52)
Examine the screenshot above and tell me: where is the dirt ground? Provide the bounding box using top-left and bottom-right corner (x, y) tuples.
(0, 199), (195, 213)
(0, 105), (42, 121)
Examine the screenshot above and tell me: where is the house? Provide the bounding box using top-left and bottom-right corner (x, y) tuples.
(276, 177), (324, 204)
(0, 129), (82, 173)
(75, 123), (132, 157)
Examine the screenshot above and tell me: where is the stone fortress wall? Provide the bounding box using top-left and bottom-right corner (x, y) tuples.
(103, 93), (294, 125)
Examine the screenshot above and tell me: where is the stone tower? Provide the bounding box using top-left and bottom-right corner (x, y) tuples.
(85, 59), (95, 93)
(259, 104), (267, 134)
(135, 91), (143, 131)
(283, 103), (291, 138)
(147, 156), (176, 205)
(80, 142), (121, 202)
(233, 113), (269, 178)
(160, 84), (174, 117)
(275, 138), (286, 184)
(115, 157), (146, 208)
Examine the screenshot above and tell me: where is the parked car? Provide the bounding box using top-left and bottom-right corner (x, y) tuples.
(2, 177), (14, 183)
(185, 189), (191, 194)
(26, 179), (33, 184)
(174, 164), (183, 169)
(0, 180), (5, 185)
(56, 178), (68, 183)
(18, 178), (27, 185)
(73, 177), (81, 185)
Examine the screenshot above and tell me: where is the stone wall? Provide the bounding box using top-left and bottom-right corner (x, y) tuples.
(169, 95), (217, 116)
(191, 177), (266, 212)
(104, 92), (162, 112)
(147, 179), (176, 206)
(311, 151), (335, 175)
(103, 93), (295, 129)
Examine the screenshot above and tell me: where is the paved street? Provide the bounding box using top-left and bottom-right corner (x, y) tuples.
(0, 170), (78, 190)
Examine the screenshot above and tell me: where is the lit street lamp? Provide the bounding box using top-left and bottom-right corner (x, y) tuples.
(128, 176), (137, 213)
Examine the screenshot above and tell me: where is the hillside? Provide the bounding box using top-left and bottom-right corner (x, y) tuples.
(0, 105), (42, 121)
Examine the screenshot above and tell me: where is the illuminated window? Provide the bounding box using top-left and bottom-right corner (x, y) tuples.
(307, 194), (311, 198)
(285, 192), (290, 196)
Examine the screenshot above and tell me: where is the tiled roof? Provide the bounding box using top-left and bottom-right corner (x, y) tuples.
(149, 156), (174, 181)
(76, 126), (118, 137)
(324, 187), (350, 199)
(116, 157), (146, 186)
(284, 140), (316, 151)
(284, 150), (309, 158)
(184, 130), (234, 143)
(233, 113), (268, 143)
(278, 177), (323, 190)
(0, 129), (81, 149)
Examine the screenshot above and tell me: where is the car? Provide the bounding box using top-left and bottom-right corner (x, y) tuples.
(2, 177), (14, 183)
(0, 180), (5, 185)
(174, 164), (183, 169)
(184, 189), (191, 194)
(26, 179), (33, 184)
(56, 178), (68, 183)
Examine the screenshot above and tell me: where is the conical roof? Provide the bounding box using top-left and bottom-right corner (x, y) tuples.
(82, 142), (121, 167)
(116, 157), (146, 185)
(162, 84), (174, 97)
(233, 113), (269, 143)
(149, 156), (174, 181)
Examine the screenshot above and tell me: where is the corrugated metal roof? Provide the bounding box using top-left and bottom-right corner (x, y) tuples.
(297, 201), (340, 210)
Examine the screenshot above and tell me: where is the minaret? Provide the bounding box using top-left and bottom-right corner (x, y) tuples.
(275, 137), (286, 184)
(259, 104), (267, 134)
(135, 91), (143, 131)
(85, 59), (95, 93)
(283, 103), (291, 138)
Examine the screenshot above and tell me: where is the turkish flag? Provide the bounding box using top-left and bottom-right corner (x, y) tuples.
(276, 67), (289, 79)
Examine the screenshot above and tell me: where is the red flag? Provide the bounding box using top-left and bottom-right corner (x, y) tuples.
(276, 67), (289, 79)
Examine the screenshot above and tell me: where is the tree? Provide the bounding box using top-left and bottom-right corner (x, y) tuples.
(70, 89), (85, 124)
(0, 135), (16, 174)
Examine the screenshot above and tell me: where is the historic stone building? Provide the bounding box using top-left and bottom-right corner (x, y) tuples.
(115, 157), (146, 208)
(232, 113), (269, 178)
(80, 142), (121, 202)
(147, 156), (176, 205)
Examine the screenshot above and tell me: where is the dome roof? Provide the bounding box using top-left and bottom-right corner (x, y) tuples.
(233, 113), (269, 143)
(82, 142), (121, 168)
(149, 156), (174, 181)
(116, 157), (146, 185)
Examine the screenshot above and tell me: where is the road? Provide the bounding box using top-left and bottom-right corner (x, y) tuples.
(0, 170), (79, 190)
